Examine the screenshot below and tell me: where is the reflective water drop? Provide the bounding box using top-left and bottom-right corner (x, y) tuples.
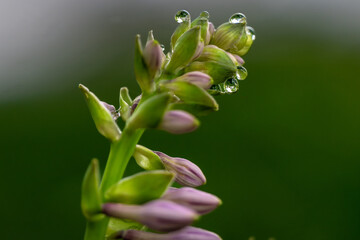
(200, 11), (210, 19)
(246, 26), (256, 41)
(112, 111), (121, 121)
(175, 10), (190, 23)
(236, 66), (248, 80)
(229, 13), (247, 24)
(224, 78), (239, 94)
(160, 44), (165, 51)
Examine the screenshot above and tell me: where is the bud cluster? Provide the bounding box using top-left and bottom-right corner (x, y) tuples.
(79, 9), (255, 240)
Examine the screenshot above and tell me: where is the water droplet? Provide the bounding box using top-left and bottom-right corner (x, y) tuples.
(175, 10), (190, 23)
(160, 44), (165, 51)
(229, 13), (247, 24)
(112, 111), (121, 120)
(246, 26), (256, 41)
(224, 78), (239, 94)
(200, 11), (210, 19)
(236, 66), (248, 80)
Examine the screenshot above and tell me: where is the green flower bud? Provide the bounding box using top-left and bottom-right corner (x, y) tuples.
(185, 45), (237, 84)
(235, 26), (256, 56)
(79, 84), (121, 141)
(210, 13), (247, 53)
(81, 158), (103, 221)
(134, 35), (155, 94)
(127, 93), (171, 130)
(191, 11), (210, 44)
(166, 26), (203, 73)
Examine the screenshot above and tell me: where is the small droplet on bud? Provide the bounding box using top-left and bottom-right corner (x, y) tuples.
(229, 13), (247, 24)
(200, 11), (210, 19)
(224, 78), (239, 94)
(246, 26), (256, 41)
(236, 66), (248, 80)
(175, 10), (190, 23)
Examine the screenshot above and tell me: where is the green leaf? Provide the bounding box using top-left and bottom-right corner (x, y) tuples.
(127, 92), (171, 130)
(105, 170), (174, 204)
(119, 87), (132, 121)
(133, 145), (164, 170)
(159, 81), (218, 111)
(81, 159), (103, 221)
(79, 84), (121, 141)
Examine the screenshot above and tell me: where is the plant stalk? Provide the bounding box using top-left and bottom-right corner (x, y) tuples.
(84, 126), (144, 240)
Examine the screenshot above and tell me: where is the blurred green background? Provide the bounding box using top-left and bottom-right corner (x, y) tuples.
(1, 0), (360, 239)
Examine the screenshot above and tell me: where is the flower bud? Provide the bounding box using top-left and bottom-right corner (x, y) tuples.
(185, 45), (237, 84)
(102, 200), (198, 232)
(114, 227), (221, 240)
(134, 35), (154, 94)
(158, 110), (200, 134)
(154, 151), (206, 187)
(79, 84), (121, 141)
(166, 26), (203, 73)
(210, 16), (247, 53)
(191, 11), (211, 44)
(143, 39), (165, 79)
(228, 53), (245, 65)
(175, 71), (213, 89)
(162, 187), (222, 214)
(235, 26), (256, 56)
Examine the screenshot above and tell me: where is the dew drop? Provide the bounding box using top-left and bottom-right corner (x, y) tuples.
(246, 26), (256, 41)
(229, 13), (247, 24)
(160, 44), (165, 51)
(236, 66), (248, 80)
(224, 78), (239, 94)
(175, 10), (190, 23)
(200, 11), (210, 19)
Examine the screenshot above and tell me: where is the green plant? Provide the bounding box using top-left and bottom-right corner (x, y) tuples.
(79, 10), (255, 240)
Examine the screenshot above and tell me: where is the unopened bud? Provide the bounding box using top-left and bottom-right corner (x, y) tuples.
(163, 187), (222, 214)
(158, 110), (200, 134)
(143, 39), (165, 79)
(175, 71), (213, 89)
(79, 84), (121, 141)
(210, 16), (247, 53)
(235, 26), (256, 56)
(154, 151), (206, 187)
(103, 200), (198, 232)
(185, 45), (237, 84)
(113, 226), (221, 240)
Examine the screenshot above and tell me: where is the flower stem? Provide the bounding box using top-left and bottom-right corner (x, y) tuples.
(84, 126), (144, 240)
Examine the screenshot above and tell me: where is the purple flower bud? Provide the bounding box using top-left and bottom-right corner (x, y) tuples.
(143, 40), (165, 78)
(101, 101), (120, 120)
(158, 110), (199, 134)
(162, 187), (222, 214)
(175, 71), (213, 89)
(154, 151), (206, 187)
(115, 226), (222, 240)
(102, 200), (198, 232)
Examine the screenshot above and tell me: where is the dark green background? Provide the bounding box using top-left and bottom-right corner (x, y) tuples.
(1, 0), (360, 239)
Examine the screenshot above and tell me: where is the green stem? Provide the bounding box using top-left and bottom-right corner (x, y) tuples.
(84, 126), (144, 240)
